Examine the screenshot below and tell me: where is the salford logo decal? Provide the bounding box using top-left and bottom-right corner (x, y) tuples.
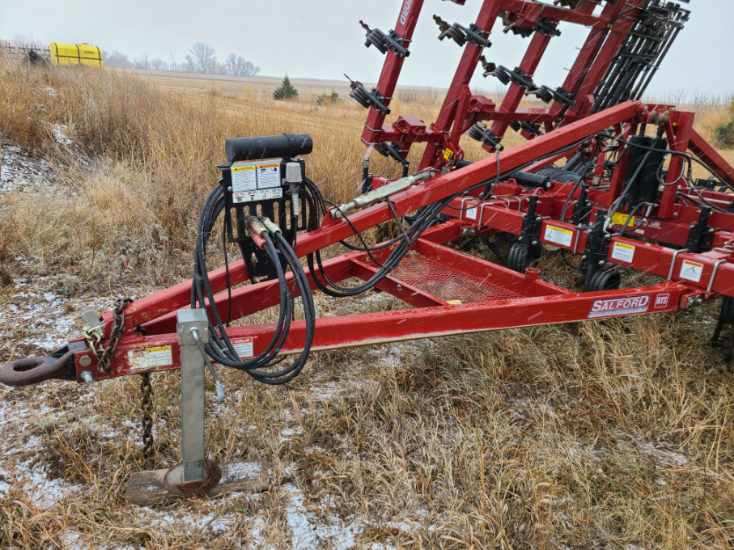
(400, 0), (414, 26)
(588, 296), (650, 319)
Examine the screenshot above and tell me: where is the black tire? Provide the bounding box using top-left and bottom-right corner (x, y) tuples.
(507, 242), (530, 273)
(720, 296), (734, 324)
(586, 268), (621, 291)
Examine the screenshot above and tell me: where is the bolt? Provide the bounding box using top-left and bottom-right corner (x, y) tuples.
(80, 371), (94, 384)
(79, 355), (92, 368)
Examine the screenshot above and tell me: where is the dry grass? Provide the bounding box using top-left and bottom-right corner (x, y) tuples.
(1, 60), (733, 548)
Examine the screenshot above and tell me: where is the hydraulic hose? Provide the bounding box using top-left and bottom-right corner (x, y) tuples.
(192, 185), (316, 385)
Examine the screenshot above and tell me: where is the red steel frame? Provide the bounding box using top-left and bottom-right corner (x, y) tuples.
(2, 0), (732, 388)
(46, 100), (734, 384)
(361, 0), (656, 170)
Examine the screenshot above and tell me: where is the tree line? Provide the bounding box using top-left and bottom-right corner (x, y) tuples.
(105, 42), (260, 78)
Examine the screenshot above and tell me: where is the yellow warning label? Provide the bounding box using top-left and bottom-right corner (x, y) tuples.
(611, 212), (637, 228)
(232, 165), (256, 173)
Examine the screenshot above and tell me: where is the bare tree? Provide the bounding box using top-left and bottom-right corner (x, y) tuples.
(224, 53), (260, 77)
(150, 58), (167, 71)
(101, 45), (259, 77)
(188, 42), (217, 74)
(184, 54), (195, 73)
(168, 53), (178, 72)
(134, 54), (150, 71)
(104, 50), (132, 69)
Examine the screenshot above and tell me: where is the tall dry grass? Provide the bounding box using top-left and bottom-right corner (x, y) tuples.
(0, 61), (393, 285)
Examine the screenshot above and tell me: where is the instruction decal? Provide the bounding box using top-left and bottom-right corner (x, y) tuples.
(611, 242), (636, 264)
(233, 338), (255, 359)
(679, 260), (704, 283)
(544, 225), (574, 248)
(128, 345), (173, 372)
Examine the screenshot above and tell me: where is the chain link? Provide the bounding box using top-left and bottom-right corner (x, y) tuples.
(85, 298), (132, 373)
(141, 372), (154, 464)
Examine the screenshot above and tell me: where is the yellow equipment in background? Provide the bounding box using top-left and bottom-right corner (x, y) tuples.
(49, 43), (103, 67)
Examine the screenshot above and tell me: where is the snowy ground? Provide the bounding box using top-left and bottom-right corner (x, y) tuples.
(0, 270), (422, 546)
(0, 142), (57, 193)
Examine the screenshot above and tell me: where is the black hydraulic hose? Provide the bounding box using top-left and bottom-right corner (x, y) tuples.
(306, 134), (602, 299)
(193, 193), (291, 370)
(192, 185), (316, 385)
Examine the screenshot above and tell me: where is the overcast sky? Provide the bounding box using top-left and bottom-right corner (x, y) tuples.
(1, 1), (730, 100)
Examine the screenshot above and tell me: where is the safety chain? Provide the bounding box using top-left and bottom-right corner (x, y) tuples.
(141, 372), (155, 464)
(85, 298), (132, 373)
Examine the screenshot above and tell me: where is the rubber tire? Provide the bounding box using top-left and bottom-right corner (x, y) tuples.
(508, 242), (530, 273)
(720, 296), (734, 324)
(587, 268), (621, 292)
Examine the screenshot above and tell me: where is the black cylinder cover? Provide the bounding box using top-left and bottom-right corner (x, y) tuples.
(225, 133), (313, 163)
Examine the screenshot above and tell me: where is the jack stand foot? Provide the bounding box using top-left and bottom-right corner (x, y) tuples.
(164, 459), (222, 498)
(125, 460), (270, 506)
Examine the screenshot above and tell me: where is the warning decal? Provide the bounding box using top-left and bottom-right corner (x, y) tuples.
(611, 211), (637, 228)
(611, 242), (636, 264)
(544, 225), (574, 248)
(679, 260), (704, 283)
(233, 339), (255, 359)
(588, 295), (650, 319)
(231, 159), (283, 203)
(128, 345), (174, 372)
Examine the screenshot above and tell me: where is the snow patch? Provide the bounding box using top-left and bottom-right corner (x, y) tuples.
(0, 285), (76, 351)
(221, 461), (262, 483)
(308, 379), (379, 403)
(636, 441), (688, 467)
(52, 124), (73, 146)
(0, 276), (111, 353)
(60, 529), (88, 550)
(0, 397), (7, 427)
(0, 465), (10, 496)
(285, 483), (363, 549)
(0, 142), (57, 193)
(249, 516), (266, 546)
(14, 460), (83, 509)
(281, 426), (304, 441)
(137, 508), (239, 535)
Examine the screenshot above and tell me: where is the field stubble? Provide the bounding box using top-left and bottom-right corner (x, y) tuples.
(0, 62), (733, 548)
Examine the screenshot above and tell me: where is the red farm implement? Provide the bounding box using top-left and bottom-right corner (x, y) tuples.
(2, 0), (730, 497)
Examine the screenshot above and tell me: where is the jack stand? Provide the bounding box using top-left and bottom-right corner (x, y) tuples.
(162, 309), (221, 497)
(126, 309), (266, 505)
